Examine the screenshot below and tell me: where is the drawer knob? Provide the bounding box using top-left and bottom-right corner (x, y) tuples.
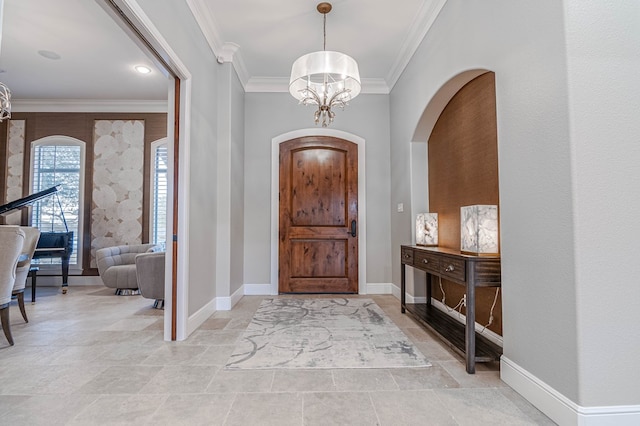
(445, 264), (455, 272)
(422, 259), (429, 264)
(403, 254), (410, 258)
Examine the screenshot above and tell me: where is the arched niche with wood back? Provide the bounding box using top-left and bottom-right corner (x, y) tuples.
(416, 70), (502, 336)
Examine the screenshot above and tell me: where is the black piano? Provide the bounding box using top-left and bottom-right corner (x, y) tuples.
(0, 185), (74, 294)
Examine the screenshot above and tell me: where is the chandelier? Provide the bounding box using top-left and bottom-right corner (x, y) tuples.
(289, 2), (361, 127)
(0, 81), (10, 122)
(0, 1), (10, 122)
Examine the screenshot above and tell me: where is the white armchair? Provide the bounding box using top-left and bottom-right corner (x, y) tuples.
(135, 251), (165, 309)
(95, 244), (155, 295)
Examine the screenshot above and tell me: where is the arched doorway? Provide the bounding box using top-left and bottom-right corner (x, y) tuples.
(278, 136), (359, 294)
(270, 129), (367, 296)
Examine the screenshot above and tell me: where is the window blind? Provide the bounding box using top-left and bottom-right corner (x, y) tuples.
(31, 144), (82, 265)
(152, 145), (168, 246)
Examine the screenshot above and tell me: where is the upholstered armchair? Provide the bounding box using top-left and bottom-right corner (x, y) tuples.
(96, 244), (155, 295)
(12, 226), (41, 323)
(0, 226), (26, 346)
(135, 251), (165, 309)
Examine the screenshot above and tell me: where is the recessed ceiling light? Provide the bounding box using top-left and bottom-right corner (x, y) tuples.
(135, 65), (152, 74)
(38, 50), (61, 60)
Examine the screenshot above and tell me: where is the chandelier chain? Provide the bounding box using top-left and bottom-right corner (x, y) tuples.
(323, 13), (327, 51)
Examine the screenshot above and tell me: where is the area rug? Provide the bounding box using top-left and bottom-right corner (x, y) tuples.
(225, 298), (431, 369)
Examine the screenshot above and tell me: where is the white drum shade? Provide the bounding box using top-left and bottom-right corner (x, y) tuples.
(289, 50), (361, 102)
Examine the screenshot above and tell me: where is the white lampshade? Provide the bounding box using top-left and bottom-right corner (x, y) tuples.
(416, 213), (438, 246)
(289, 50), (361, 102)
(460, 205), (499, 255)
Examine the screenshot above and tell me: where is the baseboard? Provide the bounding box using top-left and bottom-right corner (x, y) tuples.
(501, 356), (640, 426)
(216, 286), (244, 311)
(171, 286), (245, 338)
(243, 283), (272, 295)
(390, 283), (426, 304)
(429, 299), (503, 347)
(390, 283), (502, 346)
(186, 296), (217, 337)
(365, 283), (393, 294)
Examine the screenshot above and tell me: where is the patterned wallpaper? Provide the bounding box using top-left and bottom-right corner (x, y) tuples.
(90, 120), (145, 267)
(4, 120), (26, 225)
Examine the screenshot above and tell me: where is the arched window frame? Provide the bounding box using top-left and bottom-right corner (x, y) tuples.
(30, 136), (86, 270)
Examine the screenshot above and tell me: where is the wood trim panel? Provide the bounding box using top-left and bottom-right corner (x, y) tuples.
(427, 72), (502, 335)
(171, 78), (180, 341)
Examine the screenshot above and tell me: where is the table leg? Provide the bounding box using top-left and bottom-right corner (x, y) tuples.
(401, 262), (406, 313)
(29, 267), (38, 303)
(61, 255), (69, 294)
(465, 266), (476, 374)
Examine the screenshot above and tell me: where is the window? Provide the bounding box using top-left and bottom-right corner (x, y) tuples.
(31, 137), (85, 267)
(150, 139), (168, 247)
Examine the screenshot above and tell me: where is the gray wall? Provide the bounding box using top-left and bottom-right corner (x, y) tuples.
(138, 0), (640, 410)
(229, 67), (245, 297)
(215, 63), (245, 300)
(563, 0), (640, 406)
(137, 0), (220, 315)
(391, 0), (640, 409)
(243, 93), (392, 288)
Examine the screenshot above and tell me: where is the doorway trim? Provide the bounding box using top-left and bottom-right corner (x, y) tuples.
(271, 129), (367, 295)
(100, 0), (192, 341)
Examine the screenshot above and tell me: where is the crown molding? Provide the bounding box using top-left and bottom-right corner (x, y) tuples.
(361, 78), (391, 94)
(185, 0), (223, 54)
(245, 77), (389, 94)
(217, 42), (239, 63)
(11, 99), (168, 113)
(186, 0), (249, 88)
(244, 77), (289, 93)
(186, 0), (445, 94)
(386, 0), (448, 90)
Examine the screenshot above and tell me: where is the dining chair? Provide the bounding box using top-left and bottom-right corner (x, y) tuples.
(12, 226), (41, 322)
(0, 226), (26, 346)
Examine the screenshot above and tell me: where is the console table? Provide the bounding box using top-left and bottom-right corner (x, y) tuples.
(400, 245), (502, 373)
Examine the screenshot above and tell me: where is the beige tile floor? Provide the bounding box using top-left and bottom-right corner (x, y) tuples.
(0, 285), (555, 425)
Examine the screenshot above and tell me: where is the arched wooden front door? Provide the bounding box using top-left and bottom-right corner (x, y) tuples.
(278, 136), (358, 293)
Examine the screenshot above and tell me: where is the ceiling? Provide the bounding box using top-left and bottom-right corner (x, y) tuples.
(0, 0), (169, 104)
(0, 0), (445, 105)
(188, 0), (446, 92)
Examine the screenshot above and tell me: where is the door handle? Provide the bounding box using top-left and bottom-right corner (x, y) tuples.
(350, 220), (357, 237)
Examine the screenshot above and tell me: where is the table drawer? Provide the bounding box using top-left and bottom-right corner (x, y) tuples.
(401, 248), (414, 265)
(414, 251), (440, 273)
(440, 258), (466, 282)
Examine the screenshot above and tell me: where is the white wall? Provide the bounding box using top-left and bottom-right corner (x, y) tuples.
(391, 0), (577, 405)
(391, 0), (640, 416)
(393, 4), (578, 405)
(136, 0), (220, 316)
(244, 93), (392, 288)
(564, 0), (640, 407)
(229, 67), (245, 298)
(215, 63), (245, 305)
(134, 0), (640, 417)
